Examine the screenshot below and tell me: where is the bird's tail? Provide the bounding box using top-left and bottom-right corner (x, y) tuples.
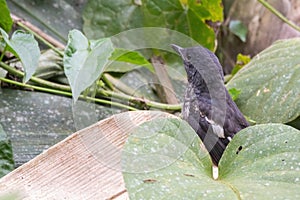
(201, 131), (229, 166)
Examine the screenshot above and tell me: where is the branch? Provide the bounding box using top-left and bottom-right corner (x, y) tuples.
(104, 73), (143, 97)
(151, 56), (179, 105)
(258, 0), (300, 33)
(11, 14), (65, 56)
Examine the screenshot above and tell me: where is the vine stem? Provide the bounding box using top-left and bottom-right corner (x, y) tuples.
(258, 0), (300, 33)
(99, 89), (182, 110)
(0, 77), (138, 111)
(0, 62), (70, 91)
(5, 14), (182, 111)
(0, 61), (182, 111)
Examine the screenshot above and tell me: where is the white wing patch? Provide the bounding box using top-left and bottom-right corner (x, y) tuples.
(205, 117), (225, 138)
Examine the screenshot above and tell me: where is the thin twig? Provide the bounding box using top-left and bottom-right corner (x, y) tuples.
(223, 0), (239, 26)
(104, 73), (143, 97)
(151, 56), (179, 104)
(11, 14), (65, 56)
(258, 0), (300, 33)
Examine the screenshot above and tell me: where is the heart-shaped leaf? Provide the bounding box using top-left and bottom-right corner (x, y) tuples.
(219, 123), (300, 199)
(63, 29), (114, 101)
(0, 28), (40, 83)
(122, 117), (300, 199)
(226, 38), (300, 124)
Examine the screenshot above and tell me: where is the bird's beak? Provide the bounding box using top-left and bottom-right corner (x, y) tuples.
(171, 44), (184, 58)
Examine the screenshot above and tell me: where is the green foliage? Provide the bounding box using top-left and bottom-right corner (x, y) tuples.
(34, 49), (64, 80)
(83, 0), (223, 50)
(231, 53), (251, 76)
(227, 38), (300, 124)
(0, 1), (300, 199)
(107, 48), (154, 73)
(63, 29), (114, 101)
(229, 20), (248, 42)
(228, 88), (241, 101)
(0, 0), (13, 33)
(0, 28), (40, 82)
(1, 0), (224, 107)
(219, 123), (300, 198)
(123, 117), (300, 199)
(0, 125), (14, 178)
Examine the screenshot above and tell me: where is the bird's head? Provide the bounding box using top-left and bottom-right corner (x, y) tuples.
(171, 44), (224, 84)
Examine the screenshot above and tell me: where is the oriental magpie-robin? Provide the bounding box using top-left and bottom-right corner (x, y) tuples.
(172, 44), (249, 176)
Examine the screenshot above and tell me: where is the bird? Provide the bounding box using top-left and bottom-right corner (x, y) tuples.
(171, 44), (249, 179)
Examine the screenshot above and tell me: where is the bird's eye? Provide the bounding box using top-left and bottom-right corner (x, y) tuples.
(186, 55), (191, 60)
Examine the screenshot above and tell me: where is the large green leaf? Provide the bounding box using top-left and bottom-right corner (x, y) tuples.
(0, 124), (14, 178)
(185, 0), (223, 49)
(219, 123), (300, 199)
(0, 28), (40, 82)
(83, 0), (223, 50)
(63, 29), (114, 101)
(83, 0), (143, 39)
(0, 0), (13, 33)
(122, 117), (300, 199)
(122, 118), (217, 199)
(226, 38), (300, 124)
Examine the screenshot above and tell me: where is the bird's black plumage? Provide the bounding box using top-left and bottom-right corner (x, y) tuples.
(172, 44), (249, 166)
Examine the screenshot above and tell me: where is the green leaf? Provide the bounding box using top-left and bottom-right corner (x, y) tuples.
(226, 38), (300, 124)
(229, 20), (248, 42)
(0, 28), (40, 82)
(107, 48), (154, 73)
(83, 0), (143, 39)
(228, 88), (241, 101)
(34, 49), (63, 80)
(123, 117), (300, 199)
(122, 118), (216, 199)
(63, 29), (114, 101)
(186, 0), (223, 49)
(0, 0), (13, 33)
(231, 53), (251, 76)
(219, 123), (300, 199)
(0, 124), (14, 178)
(83, 0), (223, 50)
